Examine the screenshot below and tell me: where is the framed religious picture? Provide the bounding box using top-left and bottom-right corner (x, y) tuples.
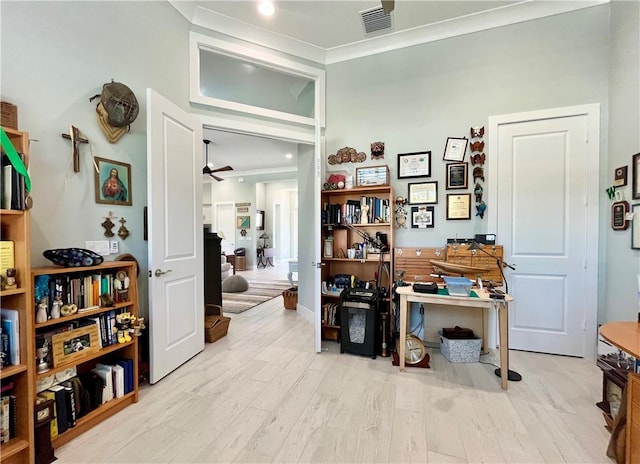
(633, 153), (640, 199)
(445, 162), (468, 190)
(446, 193), (471, 220)
(397, 151), (431, 179)
(443, 137), (468, 162)
(408, 181), (438, 205)
(94, 157), (132, 206)
(411, 205), (435, 229)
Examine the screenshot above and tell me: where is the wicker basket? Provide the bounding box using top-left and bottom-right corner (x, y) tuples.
(205, 315), (230, 343)
(282, 287), (298, 310)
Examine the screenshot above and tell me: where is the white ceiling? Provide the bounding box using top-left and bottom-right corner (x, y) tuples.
(191, 0), (517, 49)
(192, 0), (607, 179)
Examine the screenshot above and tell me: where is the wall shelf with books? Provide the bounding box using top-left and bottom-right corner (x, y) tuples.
(30, 260), (139, 453)
(0, 126), (34, 463)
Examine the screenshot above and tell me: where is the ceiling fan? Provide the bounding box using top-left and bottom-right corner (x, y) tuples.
(203, 139), (233, 181)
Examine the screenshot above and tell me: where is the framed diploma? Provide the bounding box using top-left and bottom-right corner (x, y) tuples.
(446, 193), (471, 220)
(397, 151), (431, 179)
(445, 162), (468, 189)
(408, 181), (438, 205)
(443, 137), (468, 162)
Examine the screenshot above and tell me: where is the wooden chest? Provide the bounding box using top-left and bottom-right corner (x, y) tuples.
(393, 247), (445, 283)
(445, 243), (504, 286)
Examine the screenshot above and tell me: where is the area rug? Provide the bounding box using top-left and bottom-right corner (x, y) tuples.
(222, 279), (292, 314)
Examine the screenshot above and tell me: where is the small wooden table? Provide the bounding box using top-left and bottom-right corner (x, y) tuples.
(395, 285), (512, 390)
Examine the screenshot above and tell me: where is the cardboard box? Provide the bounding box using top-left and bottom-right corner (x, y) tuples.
(205, 315), (230, 343)
(1, 102), (18, 130)
(439, 330), (481, 363)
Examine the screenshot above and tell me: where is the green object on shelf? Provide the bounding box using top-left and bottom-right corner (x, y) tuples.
(0, 127), (31, 192)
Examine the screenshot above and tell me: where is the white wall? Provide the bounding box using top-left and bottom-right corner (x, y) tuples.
(1, 1), (190, 320)
(606, 1), (640, 321)
(324, 5), (640, 325)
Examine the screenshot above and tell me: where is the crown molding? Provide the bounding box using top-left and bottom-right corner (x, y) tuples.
(170, 1), (609, 65)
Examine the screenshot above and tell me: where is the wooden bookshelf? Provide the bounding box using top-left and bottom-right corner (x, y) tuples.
(0, 126), (34, 464)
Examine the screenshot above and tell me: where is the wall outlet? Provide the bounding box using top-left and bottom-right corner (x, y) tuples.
(110, 241), (119, 254)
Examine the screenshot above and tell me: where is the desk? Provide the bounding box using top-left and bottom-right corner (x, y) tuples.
(395, 285), (512, 390)
(288, 260), (298, 287)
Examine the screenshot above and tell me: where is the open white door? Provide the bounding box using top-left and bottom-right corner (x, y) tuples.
(147, 88), (204, 383)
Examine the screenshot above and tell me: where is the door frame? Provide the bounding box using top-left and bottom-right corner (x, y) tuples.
(197, 114), (321, 351)
(487, 103), (600, 358)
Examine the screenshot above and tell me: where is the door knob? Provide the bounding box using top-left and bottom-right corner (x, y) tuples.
(154, 269), (172, 277)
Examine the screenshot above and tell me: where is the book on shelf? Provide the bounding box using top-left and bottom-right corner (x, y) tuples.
(115, 358), (134, 394)
(1, 153), (26, 211)
(0, 308), (19, 365)
(91, 364), (114, 403)
(8, 394), (16, 439)
(60, 382), (77, 428)
(0, 395), (9, 443)
(0, 326), (9, 368)
(47, 385), (69, 434)
(0, 241), (14, 281)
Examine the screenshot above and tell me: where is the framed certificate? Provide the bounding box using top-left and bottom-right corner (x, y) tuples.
(632, 203), (640, 249)
(443, 137), (468, 162)
(411, 205), (435, 228)
(408, 181), (438, 205)
(397, 151), (431, 179)
(446, 193), (471, 220)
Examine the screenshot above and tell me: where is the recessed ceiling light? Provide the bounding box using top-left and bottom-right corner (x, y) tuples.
(258, 1), (274, 16)
(285, 153), (293, 159)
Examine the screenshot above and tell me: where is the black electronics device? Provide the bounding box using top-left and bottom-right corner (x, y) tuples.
(474, 233), (496, 245)
(413, 282), (438, 294)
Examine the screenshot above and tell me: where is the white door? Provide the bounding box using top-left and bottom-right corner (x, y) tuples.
(214, 201), (235, 255)
(489, 104), (599, 357)
(147, 88), (204, 384)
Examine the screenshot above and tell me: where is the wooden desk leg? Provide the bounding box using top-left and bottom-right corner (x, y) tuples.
(498, 301), (509, 390)
(399, 294), (408, 372)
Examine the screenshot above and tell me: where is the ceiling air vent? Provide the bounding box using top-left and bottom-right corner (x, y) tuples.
(360, 6), (393, 35)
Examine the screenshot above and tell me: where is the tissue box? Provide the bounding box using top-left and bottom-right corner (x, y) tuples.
(439, 330), (481, 363)
(442, 276), (474, 296)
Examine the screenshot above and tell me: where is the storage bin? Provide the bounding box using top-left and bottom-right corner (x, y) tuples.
(205, 315), (230, 343)
(439, 330), (481, 363)
(282, 287), (298, 310)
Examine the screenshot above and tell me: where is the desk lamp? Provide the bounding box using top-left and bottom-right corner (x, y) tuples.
(259, 232), (270, 248)
(467, 241), (522, 382)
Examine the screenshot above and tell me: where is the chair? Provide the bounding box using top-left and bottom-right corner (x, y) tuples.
(221, 254), (233, 280)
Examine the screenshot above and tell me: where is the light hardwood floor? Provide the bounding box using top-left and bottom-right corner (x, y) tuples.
(55, 262), (612, 463)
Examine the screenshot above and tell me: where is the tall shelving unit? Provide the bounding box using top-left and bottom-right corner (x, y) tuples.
(320, 185), (394, 342)
(0, 127), (35, 464)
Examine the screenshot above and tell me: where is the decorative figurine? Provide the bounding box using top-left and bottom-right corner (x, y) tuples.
(131, 317), (146, 337)
(476, 201), (487, 219)
(471, 153), (486, 165)
(360, 201), (370, 225)
(118, 217), (129, 240)
(36, 299), (49, 323)
(471, 126), (485, 139)
(473, 166), (485, 183)
(114, 270), (130, 302)
(474, 183), (484, 203)
(102, 212), (116, 237)
(114, 312), (136, 343)
(395, 196), (408, 229)
(51, 296), (62, 319)
(371, 141), (385, 160)
(470, 141), (485, 153)
(5, 268), (17, 290)
(36, 339), (50, 374)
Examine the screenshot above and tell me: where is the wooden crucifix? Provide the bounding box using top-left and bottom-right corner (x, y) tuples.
(61, 125), (89, 172)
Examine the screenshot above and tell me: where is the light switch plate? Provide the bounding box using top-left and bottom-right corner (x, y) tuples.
(110, 241), (119, 254)
(85, 241), (110, 256)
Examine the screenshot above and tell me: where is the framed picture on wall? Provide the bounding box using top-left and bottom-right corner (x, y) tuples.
(443, 137), (468, 162)
(94, 157), (132, 206)
(446, 193), (471, 220)
(411, 205), (435, 228)
(236, 216), (250, 229)
(445, 163), (468, 189)
(397, 151), (431, 179)
(408, 181), (438, 205)
(256, 209), (265, 230)
(632, 203), (640, 249)
(633, 153), (640, 199)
